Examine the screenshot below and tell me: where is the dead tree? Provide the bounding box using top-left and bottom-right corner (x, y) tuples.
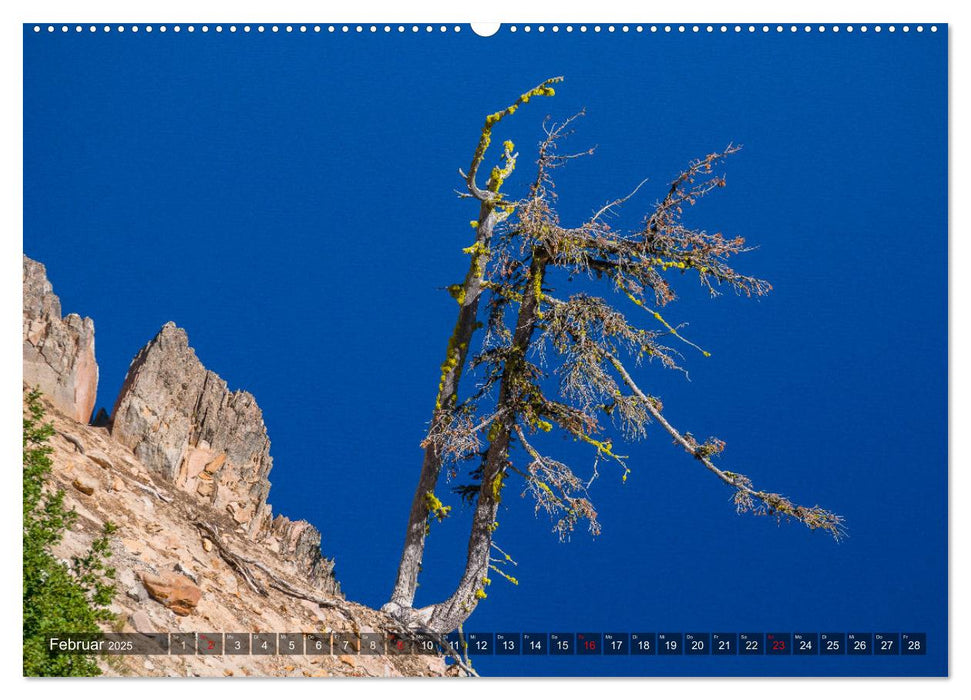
(383, 77), (844, 635)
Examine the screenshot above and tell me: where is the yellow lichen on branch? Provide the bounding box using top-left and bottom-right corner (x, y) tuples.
(487, 140), (518, 195)
(489, 564), (520, 586)
(467, 77), (563, 191)
(424, 491), (452, 522)
(620, 285), (711, 357)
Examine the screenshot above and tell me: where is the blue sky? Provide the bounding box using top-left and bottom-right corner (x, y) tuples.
(24, 24), (947, 676)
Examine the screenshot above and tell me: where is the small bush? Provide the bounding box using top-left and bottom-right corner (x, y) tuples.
(22, 388), (117, 677)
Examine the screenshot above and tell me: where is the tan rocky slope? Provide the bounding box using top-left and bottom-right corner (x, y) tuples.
(34, 391), (448, 677)
(22, 255), (451, 677)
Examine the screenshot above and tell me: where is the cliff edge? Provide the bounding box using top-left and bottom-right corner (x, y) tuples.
(22, 255), (450, 677)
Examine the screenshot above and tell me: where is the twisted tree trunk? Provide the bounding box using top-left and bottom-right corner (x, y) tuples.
(385, 78), (562, 615)
(386, 202), (500, 611)
(426, 254), (548, 633)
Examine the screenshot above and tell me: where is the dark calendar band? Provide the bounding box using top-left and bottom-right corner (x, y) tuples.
(46, 632), (927, 656)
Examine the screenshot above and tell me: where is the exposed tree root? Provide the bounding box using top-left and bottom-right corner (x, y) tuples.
(193, 520), (356, 625)
(130, 479), (173, 503)
(56, 429), (85, 454)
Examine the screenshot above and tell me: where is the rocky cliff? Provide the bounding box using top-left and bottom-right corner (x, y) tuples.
(23, 256), (98, 423)
(111, 323), (275, 539)
(23, 256), (338, 596)
(21, 256), (446, 676)
(110, 322), (339, 594)
(32, 389), (447, 677)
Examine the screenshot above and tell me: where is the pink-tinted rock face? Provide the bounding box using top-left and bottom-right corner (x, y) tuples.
(110, 323), (340, 594)
(111, 322), (275, 537)
(109, 322), (340, 595)
(22, 255), (98, 423)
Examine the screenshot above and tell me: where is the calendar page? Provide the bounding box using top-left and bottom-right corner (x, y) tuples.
(21, 19), (947, 679)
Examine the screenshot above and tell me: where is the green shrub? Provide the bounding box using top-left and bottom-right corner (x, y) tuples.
(22, 388), (118, 677)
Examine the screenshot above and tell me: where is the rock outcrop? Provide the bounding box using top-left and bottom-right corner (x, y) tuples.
(111, 322), (274, 537)
(111, 322), (338, 595)
(268, 515), (340, 596)
(22, 255), (98, 422)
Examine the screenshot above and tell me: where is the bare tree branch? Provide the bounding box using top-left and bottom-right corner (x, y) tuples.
(195, 520), (357, 623)
(603, 352), (846, 539)
(463, 77), (563, 201)
(590, 177), (650, 224)
(515, 424), (600, 539)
